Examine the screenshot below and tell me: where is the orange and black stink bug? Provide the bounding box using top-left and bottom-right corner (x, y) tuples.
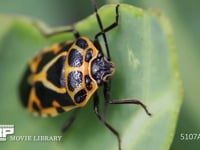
(19, 0), (151, 150)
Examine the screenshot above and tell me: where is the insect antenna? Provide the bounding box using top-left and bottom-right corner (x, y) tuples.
(92, 0), (111, 60)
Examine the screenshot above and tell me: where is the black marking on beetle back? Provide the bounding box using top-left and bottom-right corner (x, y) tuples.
(47, 55), (66, 88)
(35, 42), (73, 74)
(74, 89), (87, 103)
(19, 66), (32, 107)
(36, 52), (55, 73)
(35, 82), (75, 109)
(68, 49), (83, 67)
(33, 102), (40, 112)
(56, 107), (65, 113)
(59, 42), (73, 52)
(85, 75), (93, 90)
(76, 38), (88, 49)
(68, 71), (83, 91)
(85, 48), (93, 62)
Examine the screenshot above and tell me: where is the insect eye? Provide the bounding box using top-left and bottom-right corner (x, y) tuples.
(97, 79), (102, 85)
(97, 52), (103, 58)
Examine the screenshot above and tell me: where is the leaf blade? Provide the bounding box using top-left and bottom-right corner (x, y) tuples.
(0, 4), (183, 150)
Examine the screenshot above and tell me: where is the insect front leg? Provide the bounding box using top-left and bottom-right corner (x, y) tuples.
(93, 3), (120, 60)
(102, 80), (112, 119)
(93, 92), (122, 150)
(104, 80), (152, 116)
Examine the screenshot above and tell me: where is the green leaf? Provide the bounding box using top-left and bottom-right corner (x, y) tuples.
(0, 4), (182, 150)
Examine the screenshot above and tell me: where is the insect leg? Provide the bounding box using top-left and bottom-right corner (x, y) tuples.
(94, 3), (119, 39)
(93, 2), (120, 60)
(108, 99), (152, 116)
(102, 80), (112, 119)
(93, 92), (121, 150)
(61, 108), (80, 133)
(33, 20), (80, 39)
(104, 81), (152, 116)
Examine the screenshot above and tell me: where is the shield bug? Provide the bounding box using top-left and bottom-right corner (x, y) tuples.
(19, 1), (151, 149)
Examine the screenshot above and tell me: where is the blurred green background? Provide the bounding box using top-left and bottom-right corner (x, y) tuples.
(0, 0), (199, 149)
